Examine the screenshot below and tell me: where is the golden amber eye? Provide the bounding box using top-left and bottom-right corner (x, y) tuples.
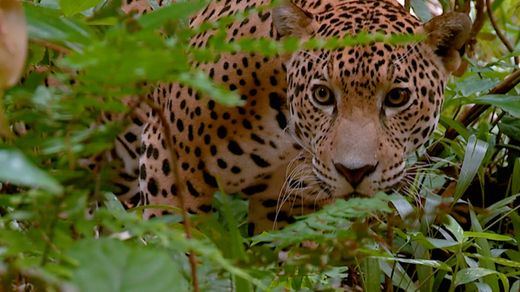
(312, 85), (335, 106)
(384, 88), (411, 108)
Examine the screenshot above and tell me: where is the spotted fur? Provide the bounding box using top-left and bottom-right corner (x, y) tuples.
(115, 0), (471, 234)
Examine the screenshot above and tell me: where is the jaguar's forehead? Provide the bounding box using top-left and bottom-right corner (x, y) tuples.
(312, 0), (422, 37)
(297, 42), (425, 94)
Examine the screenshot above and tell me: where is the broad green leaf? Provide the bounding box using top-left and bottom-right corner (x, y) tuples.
(454, 268), (508, 290)
(474, 95), (520, 118)
(59, 0), (99, 16)
(474, 282), (493, 292)
(362, 257), (382, 292)
(498, 116), (520, 141)
(467, 253), (520, 268)
(456, 75), (498, 97)
(69, 238), (189, 292)
(511, 158), (520, 195)
(469, 209), (499, 291)
(411, 233), (458, 249)
(439, 116), (470, 139)
(390, 193), (415, 220)
(446, 215), (464, 242)
(253, 194), (393, 247)
(62, 30), (189, 85)
(0, 149), (63, 194)
(512, 212), (520, 247)
(484, 193), (520, 212)
(379, 260), (417, 292)
(24, 3), (96, 50)
(464, 231), (514, 241)
(454, 135), (488, 201)
(374, 256), (452, 271)
(480, 193), (520, 226)
(87, 0), (122, 25)
(138, 0), (207, 29)
(454, 268), (497, 285)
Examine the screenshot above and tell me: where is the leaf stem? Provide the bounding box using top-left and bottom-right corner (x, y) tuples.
(141, 96), (200, 292)
(0, 90), (14, 139)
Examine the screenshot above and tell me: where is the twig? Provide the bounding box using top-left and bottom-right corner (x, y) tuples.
(428, 69), (520, 156)
(384, 214), (394, 292)
(141, 96), (200, 292)
(468, 0), (485, 57)
(404, 0), (411, 11)
(485, 0), (519, 65)
(40, 204), (60, 266)
(29, 39), (71, 55)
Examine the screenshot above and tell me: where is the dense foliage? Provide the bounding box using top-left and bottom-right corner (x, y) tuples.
(0, 0), (519, 291)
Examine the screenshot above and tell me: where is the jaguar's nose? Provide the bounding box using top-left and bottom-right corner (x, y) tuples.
(334, 163), (377, 188)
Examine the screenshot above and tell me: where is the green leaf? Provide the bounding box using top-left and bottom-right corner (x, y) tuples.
(463, 231), (514, 241)
(24, 3), (96, 50)
(379, 260), (418, 291)
(467, 253), (520, 268)
(439, 116), (471, 139)
(138, 0), (207, 29)
(252, 193), (393, 247)
(498, 116), (520, 141)
(59, 0), (100, 16)
(446, 215), (464, 242)
(456, 75), (498, 97)
(454, 268), (508, 290)
(214, 192), (247, 261)
(62, 29), (189, 85)
(469, 209), (499, 291)
(474, 95), (520, 118)
(390, 193), (415, 220)
(374, 256), (452, 272)
(410, 232), (459, 249)
(69, 238), (188, 292)
(455, 268), (497, 285)
(454, 135), (488, 201)
(362, 257), (382, 292)
(0, 149), (63, 194)
(512, 158), (520, 195)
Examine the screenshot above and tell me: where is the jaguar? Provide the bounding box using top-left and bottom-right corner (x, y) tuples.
(114, 0), (471, 234)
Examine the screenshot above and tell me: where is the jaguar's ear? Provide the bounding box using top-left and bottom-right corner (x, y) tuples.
(423, 12), (472, 73)
(272, 1), (313, 38)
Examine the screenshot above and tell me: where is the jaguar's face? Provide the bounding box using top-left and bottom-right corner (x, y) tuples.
(286, 43), (446, 200)
(274, 0), (471, 202)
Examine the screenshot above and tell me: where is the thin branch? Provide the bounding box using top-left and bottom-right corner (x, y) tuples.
(485, 0), (519, 65)
(141, 96), (199, 292)
(428, 69), (520, 157)
(40, 204), (60, 266)
(29, 39), (71, 54)
(468, 0), (485, 57)
(404, 0), (411, 11)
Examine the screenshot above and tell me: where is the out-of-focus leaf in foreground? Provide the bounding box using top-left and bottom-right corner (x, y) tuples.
(0, 149), (63, 194)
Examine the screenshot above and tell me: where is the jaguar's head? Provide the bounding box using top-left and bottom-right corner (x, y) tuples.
(273, 0), (471, 202)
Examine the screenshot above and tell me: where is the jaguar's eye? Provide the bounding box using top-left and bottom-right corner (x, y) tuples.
(384, 88), (411, 108)
(312, 85), (335, 106)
